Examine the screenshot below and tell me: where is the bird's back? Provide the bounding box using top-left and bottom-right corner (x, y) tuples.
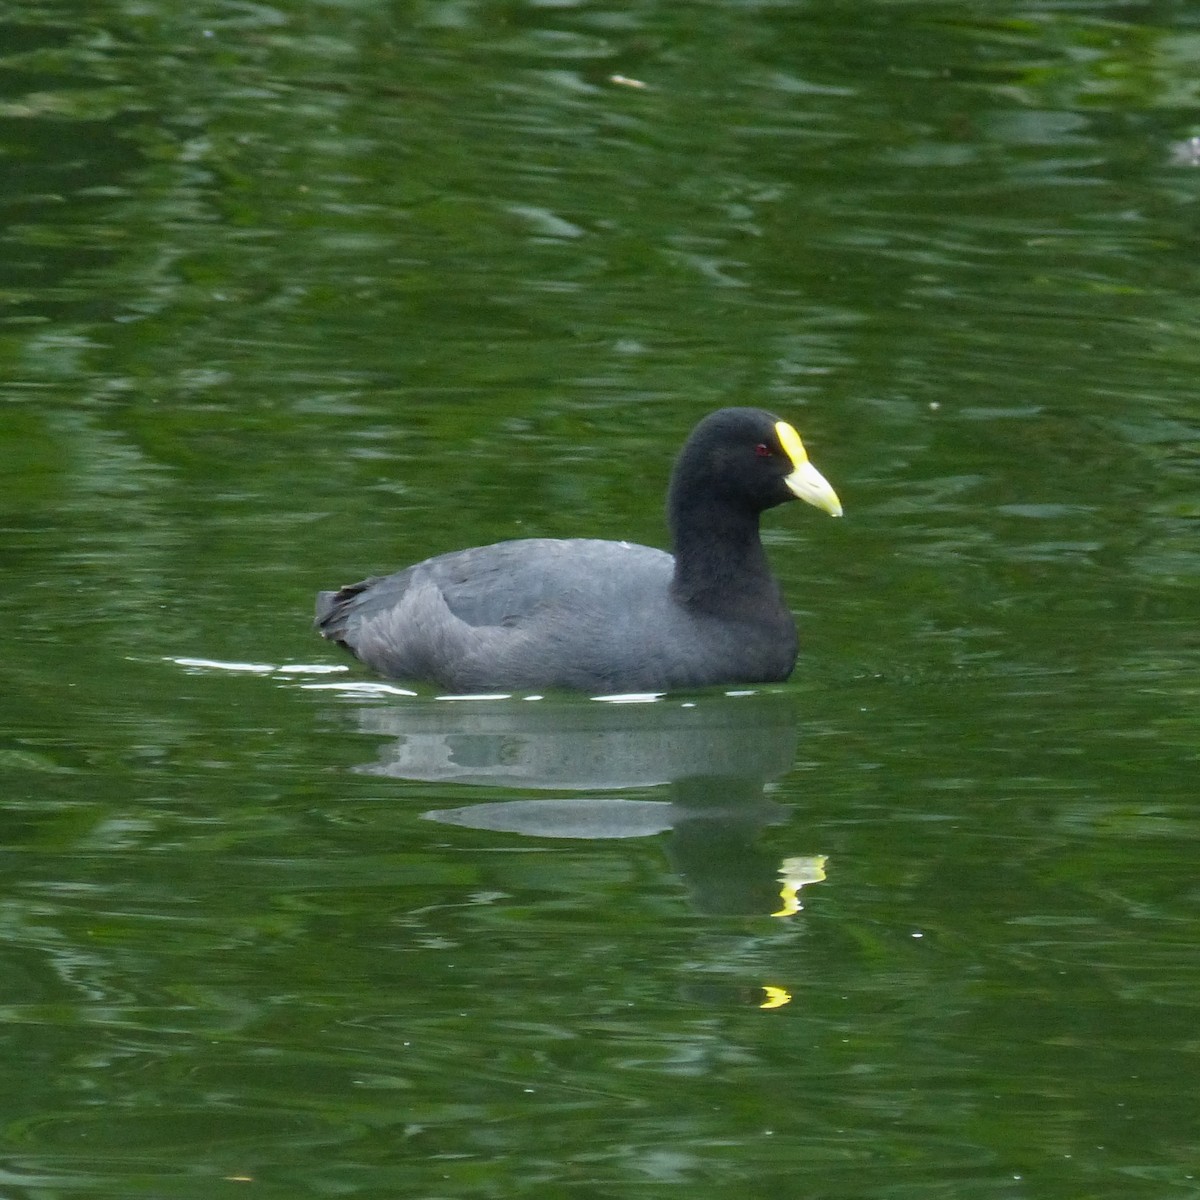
(316, 537), (692, 691)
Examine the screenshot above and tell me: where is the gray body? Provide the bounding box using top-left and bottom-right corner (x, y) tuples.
(314, 536), (797, 693)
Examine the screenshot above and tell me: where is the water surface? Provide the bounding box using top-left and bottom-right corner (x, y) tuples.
(1, 2), (1198, 1197)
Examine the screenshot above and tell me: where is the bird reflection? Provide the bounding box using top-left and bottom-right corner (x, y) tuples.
(338, 689), (827, 917)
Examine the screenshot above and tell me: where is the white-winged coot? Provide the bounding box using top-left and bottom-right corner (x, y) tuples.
(315, 407), (842, 692)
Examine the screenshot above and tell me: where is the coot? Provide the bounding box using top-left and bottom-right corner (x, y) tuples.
(315, 407), (841, 693)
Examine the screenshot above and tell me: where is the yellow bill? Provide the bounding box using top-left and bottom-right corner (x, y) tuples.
(776, 420), (843, 517)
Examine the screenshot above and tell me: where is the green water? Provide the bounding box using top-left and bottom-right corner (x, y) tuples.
(2, 2), (1198, 1197)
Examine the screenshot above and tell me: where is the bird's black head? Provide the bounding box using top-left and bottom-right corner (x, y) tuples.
(669, 407), (842, 520)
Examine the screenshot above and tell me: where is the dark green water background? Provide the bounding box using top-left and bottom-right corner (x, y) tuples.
(2, 2), (1198, 1197)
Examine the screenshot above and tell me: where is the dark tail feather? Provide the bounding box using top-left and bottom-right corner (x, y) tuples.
(314, 589), (338, 626)
(314, 578), (377, 643)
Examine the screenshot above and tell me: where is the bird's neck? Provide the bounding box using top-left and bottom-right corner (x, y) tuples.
(669, 496), (777, 615)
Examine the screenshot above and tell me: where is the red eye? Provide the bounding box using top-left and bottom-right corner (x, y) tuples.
(754, 443), (772, 458)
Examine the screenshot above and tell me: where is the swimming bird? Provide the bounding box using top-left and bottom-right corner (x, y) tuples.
(315, 407), (841, 693)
